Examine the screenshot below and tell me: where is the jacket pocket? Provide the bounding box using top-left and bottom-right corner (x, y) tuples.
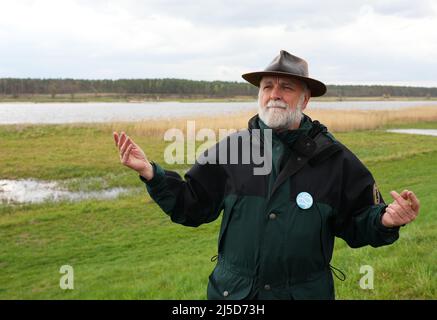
(207, 262), (254, 300)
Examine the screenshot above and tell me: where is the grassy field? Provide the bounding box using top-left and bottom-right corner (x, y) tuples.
(0, 118), (436, 299)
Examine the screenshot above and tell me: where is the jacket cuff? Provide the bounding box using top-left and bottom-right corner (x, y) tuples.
(139, 162), (166, 188)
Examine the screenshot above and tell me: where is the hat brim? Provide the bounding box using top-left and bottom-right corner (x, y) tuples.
(242, 71), (327, 97)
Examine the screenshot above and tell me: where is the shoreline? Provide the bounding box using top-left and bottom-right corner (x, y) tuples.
(1, 95), (437, 103)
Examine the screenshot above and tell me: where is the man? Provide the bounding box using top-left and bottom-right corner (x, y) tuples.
(113, 50), (420, 300)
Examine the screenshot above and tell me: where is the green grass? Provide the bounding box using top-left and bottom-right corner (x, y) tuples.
(0, 122), (436, 299)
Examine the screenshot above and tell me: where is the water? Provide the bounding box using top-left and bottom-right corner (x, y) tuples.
(0, 179), (131, 204)
(386, 129), (437, 137)
(0, 100), (436, 124)
(0, 102), (258, 124)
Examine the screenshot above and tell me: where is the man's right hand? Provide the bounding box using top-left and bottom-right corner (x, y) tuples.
(113, 131), (154, 180)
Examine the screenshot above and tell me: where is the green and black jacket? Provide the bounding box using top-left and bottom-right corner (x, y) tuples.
(140, 114), (399, 300)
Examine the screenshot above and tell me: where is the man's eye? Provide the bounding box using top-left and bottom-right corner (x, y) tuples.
(263, 85), (272, 89)
(283, 86), (293, 90)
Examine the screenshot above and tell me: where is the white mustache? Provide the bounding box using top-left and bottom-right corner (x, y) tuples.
(266, 100), (289, 109)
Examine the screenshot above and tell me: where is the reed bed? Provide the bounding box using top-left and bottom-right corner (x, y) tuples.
(107, 106), (437, 138)
(306, 106), (437, 132)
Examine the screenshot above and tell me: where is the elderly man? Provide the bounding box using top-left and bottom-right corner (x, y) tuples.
(113, 50), (420, 300)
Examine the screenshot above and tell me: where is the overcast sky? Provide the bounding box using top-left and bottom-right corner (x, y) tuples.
(0, 0), (436, 86)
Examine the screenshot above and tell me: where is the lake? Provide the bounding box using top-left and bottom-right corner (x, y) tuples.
(0, 100), (436, 124)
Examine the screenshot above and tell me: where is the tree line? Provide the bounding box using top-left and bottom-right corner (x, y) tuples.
(0, 78), (436, 98)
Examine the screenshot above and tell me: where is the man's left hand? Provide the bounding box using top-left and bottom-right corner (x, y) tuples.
(382, 190), (420, 228)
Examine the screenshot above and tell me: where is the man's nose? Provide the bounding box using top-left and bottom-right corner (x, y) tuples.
(270, 86), (282, 101)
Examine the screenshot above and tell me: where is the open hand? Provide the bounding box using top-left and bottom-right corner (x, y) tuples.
(113, 131), (154, 180)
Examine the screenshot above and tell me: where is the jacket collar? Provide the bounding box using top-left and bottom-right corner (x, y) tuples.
(248, 113), (317, 157)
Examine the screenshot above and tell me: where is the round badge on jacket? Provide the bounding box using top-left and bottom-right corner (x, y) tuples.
(296, 192), (313, 210)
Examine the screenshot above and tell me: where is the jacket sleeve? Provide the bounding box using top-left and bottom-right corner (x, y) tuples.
(333, 148), (400, 248)
(140, 156), (227, 227)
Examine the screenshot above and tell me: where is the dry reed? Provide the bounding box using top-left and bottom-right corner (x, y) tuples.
(106, 106), (437, 138)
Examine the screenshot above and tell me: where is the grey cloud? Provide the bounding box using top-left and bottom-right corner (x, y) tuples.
(1, 0), (436, 86)
(371, 0), (436, 18)
(81, 0), (367, 28)
(315, 48), (437, 85)
(116, 0), (434, 28)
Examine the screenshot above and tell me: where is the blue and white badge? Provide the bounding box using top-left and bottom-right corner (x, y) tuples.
(296, 192), (313, 210)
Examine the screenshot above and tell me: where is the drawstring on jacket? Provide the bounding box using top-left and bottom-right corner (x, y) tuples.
(329, 264), (346, 281)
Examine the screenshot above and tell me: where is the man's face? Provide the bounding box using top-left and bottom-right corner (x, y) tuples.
(258, 76), (309, 130)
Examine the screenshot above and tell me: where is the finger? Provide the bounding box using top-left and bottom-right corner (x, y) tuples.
(389, 200), (416, 222)
(113, 132), (119, 146)
(120, 137), (132, 158)
(129, 137), (142, 149)
(131, 139), (139, 148)
(386, 207), (395, 214)
(390, 190), (404, 202)
(407, 191), (420, 213)
(386, 207), (406, 226)
(120, 142), (133, 162)
(388, 202), (400, 212)
(388, 202), (408, 220)
(392, 190), (417, 221)
(128, 137), (139, 150)
(131, 139), (147, 158)
(385, 207), (397, 217)
(390, 190), (415, 215)
(400, 189), (409, 200)
(118, 132), (127, 149)
(122, 144), (133, 164)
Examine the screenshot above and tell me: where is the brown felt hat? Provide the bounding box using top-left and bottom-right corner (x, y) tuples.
(242, 50), (327, 97)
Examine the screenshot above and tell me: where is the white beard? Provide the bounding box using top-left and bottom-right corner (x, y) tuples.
(258, 94), (305, 130)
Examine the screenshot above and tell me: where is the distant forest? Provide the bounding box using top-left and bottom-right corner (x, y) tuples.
(1, 78), (436, 98)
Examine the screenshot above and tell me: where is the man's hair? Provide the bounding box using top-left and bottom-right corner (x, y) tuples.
(301, 81), (310, 97)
